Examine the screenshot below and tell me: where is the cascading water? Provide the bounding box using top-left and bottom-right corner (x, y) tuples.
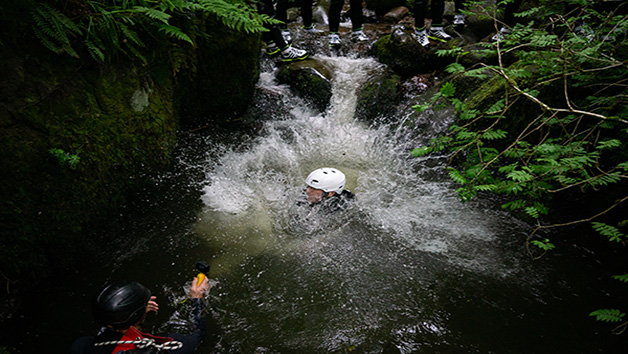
(192, 57), (555, 353)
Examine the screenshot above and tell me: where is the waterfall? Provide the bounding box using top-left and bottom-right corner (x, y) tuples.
(195, 56), (539, 352)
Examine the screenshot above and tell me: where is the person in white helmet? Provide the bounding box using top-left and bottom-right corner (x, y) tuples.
(304, 167), (355, 211)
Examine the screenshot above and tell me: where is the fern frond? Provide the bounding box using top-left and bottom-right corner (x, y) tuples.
(592, 222), (625, 242)
(133, 6), (172, 23)
(31, 3), (82, 58)
(85, 39), (105, 61)
(590, 309), (625, 323)
(159, 24), (193, 44)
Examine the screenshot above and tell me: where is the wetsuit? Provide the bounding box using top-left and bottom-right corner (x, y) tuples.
(321, 189), (355, 213)
(70, 299), (206, 354)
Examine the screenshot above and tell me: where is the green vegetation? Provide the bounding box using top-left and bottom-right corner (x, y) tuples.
(5, 0), (272, 63)
(49, 148), (81, 169)
(0, 0), (262, 301)
(412, 0), (627, 331)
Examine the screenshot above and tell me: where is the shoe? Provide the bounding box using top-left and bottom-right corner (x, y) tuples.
(329, 32), (341, 47)
(428, 26), (452, 41)
(491, 27), (512, 42)
(281, 30), (292, 44)
(265, 41), (280, 56)
(413, 28), (430, 48)
(453, 14), (465, 26)
(303, 25), (322, 34)
(280, 45), (309, 62)
(351, 29), (368, 42)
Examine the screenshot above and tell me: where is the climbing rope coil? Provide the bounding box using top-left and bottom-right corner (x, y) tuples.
(94, 337), (183, 351)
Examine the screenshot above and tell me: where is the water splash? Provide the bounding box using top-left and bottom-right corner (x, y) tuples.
(195, 56), (536, 352)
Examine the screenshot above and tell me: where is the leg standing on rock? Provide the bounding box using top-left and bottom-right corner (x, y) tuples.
(276, 0), (318, 44)
(327, 0), (368, 47)
(257, 0), (309, 61)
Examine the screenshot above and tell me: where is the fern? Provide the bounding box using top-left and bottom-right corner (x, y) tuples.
(482, 129), (508, 140)
(448, 168), (466, 184)
(530, 238), (555, 251)
(612, 274), (628, 283)
(31, 3), (82, 58)
(29, 0), (270, 62)
(133, 6), (171, 23)
(589, 309), (625, 323)
(159, 24), (193, 44)
(592, 222), (625, 243)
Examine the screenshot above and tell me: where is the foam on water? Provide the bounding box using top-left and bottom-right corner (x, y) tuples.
(194, 55), (536, 351)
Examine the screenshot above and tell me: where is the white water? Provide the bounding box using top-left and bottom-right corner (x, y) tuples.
(194, 56), (536, 352)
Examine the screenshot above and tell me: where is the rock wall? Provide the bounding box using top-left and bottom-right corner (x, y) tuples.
(0, 16), (260, 291)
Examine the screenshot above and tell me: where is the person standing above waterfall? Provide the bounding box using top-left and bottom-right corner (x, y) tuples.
(276, 0), (321, 44)
(257, 0), (310, 62)
(305, 167), (355, 212)
(412, 0), (454, 48)
(70, 276), (210, 354)
(327, 0), (369, 47)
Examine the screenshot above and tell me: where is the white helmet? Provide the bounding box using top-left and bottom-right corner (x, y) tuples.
(305, 168), (346, 194)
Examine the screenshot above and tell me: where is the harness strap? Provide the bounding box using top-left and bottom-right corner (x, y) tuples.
(94, 327), (183, 352)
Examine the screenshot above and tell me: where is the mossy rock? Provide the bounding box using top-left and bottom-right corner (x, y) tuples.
(355, 68), (402, 122)
(369, 26), (459, 77)
(276, 58), (334, 112)
(0, 39), (176, 284)
(175, 16), (261, 127)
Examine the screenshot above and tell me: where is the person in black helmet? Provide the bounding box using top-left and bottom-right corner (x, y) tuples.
(70, 276), (210, 354)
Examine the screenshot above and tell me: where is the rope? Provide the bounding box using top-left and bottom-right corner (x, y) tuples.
(94, 337), (183, 351)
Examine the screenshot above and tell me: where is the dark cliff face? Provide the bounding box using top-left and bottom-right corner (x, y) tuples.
(0, 12), (260, 297)
(175, 16), (262, 128)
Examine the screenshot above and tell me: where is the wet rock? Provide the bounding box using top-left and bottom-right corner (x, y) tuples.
(355, 67), (402, 122)
(383, 6), (410, 23)
(276, 58), (333, 112)
(369, 25), (430, 77)
(366, 0), (407, 16)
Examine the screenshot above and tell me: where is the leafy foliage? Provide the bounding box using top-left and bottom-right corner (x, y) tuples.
(415, 0), (628, 236)
(24, 0), (273, 62)
(589, 309), (625, 323)
(31, 2), (83, 58)
(49, 148), (81, 170)
(412, 0), (628, 331)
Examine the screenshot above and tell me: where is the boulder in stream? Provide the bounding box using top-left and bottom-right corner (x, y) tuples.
(276, 58), (334, 112)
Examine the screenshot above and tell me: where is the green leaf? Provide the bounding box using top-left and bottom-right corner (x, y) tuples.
(411, 146), (432, 157)
(482, 129), (508, 140)
(612, 274), (628, 283)
(445, 62), (466, 74)
(596, 139), (621, 150)
(507, 170), (534, 182)
(440, 82), (456, 97)
(502, 199), (527, 210)
(525, 206), (540, 218)
(448, 168), (466, 184)
(412, 103), (430, 113)
(592, 222), (625, 243)
(589, 309), (625, 323)
(530, 238), (555, 250)
(158, 24), (193, 44)
(133, 6), (171, 23)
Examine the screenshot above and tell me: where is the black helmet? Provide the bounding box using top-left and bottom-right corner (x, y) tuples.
(92, 281), (151, 328)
